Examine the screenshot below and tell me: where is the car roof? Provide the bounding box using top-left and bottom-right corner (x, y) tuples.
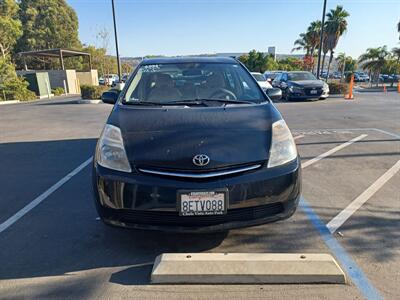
(141, 56), (237, 65)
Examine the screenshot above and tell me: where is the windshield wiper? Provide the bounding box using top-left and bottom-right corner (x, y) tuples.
(122, 99), (255, 107)
(163, 100), (206, 106)
(122, 101), (161, 106)
(194, 98), (254, 104)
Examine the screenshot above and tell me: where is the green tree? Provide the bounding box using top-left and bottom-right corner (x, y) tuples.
(122, 62), (132, 74)
(336, 53), (357, 81)
(344, 56), (357, 72)
(0, 0), (22, 58)
(392, 47), (400, 63)
(358, 46), (390, 86)
(389, 47), (400, 86)
(16, 0), (81, 68)
(336, 53), (346, 73)
(239, 50), (278, 73)
(277, 57), (304, 71)
(0, 57), (35, 101)
(324, 5), (350, 79)
(82, 45), (107, 76)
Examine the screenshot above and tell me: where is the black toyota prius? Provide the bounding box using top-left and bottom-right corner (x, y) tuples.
(92, 57), (301, 232)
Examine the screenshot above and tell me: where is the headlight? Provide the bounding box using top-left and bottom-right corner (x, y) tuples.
(289, 86), (303, 93)
(96, 124), (132, 172)
(267, 120), (297, 168)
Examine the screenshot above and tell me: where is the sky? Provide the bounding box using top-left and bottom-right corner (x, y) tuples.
(67, 0), (400, 58)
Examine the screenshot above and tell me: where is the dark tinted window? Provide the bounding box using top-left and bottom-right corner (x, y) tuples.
(288, 72), (317, 81)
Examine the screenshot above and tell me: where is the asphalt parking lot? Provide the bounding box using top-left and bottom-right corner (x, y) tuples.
(0, 92), (399, 299)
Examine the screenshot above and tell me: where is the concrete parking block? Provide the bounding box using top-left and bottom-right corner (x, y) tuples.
(151, 253), (346, 284)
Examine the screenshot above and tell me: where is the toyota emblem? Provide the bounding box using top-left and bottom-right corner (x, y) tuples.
(193, 154), (210, 167)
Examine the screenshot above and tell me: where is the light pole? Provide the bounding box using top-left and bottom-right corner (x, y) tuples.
(316, 0), (327, 79)
(111, 0), (122, 81)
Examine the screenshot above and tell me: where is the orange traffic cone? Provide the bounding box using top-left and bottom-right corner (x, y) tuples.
(398, 80), (400, 93)
(345, 75), (354, 100)
(383, 84), (387, 94)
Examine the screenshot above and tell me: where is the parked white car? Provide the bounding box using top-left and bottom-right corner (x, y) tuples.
(320, 82), (330, 100)
(99, 74), (119, 86)
(251, 72), (273, 91)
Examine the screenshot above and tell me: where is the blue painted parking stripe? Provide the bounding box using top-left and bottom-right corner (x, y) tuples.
(300, 197), (383, 300)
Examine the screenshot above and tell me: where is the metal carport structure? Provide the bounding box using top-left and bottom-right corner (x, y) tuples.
(18, 48), (92, 71)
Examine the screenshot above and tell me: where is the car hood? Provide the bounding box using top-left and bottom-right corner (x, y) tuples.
(290, 80), (324, 88)
(109, 104), (274, 171)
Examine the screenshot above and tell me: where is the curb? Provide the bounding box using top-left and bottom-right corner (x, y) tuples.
(0, 100), (20, 105)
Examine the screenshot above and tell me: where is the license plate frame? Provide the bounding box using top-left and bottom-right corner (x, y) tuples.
(177, 189), (229, 216)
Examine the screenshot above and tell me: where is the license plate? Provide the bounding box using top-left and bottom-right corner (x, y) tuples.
(310, 89), (318, 94)
(178, 190), (228, 216)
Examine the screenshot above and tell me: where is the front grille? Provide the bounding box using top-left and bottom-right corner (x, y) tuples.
(106, 202), (284, 227)
(138, 163), (262, 179)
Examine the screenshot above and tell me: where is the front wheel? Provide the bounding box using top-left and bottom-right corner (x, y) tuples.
(284, 91), (291, 101)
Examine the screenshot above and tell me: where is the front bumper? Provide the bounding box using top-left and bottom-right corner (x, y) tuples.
(320, 89), (329, 99)
(288, 92), (323, 100)
(92, 159), (301, 232)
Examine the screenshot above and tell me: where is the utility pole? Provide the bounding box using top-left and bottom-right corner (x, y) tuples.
(316, 0), (327, 79)
(111, 0), (122, 81)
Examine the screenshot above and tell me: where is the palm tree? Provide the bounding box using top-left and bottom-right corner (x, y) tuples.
(358, 46), (390, 86)
(391, 47), (400, 86)
(292, 20), (322, 72)
(397, 20), (400, 40)
(320, 33), (329, 76)
(306, 20), (322, 72)
(393, 47), (400, 62)
(292, 33), (311, 56)
(324, 5), (350, 80)
(336, 52), (347, 81)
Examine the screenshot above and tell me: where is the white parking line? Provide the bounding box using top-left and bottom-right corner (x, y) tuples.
(301, 134), (368, 169)
(327, 159), (400, 234)
(0, 157), (93, 234)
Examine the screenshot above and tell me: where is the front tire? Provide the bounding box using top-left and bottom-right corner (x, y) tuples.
(284, 90), (291, 101)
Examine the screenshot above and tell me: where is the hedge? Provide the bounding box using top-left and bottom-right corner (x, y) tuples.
(328, 82), (349, 95)
(80, 85), (109, 99)
(52, 87), (65, 96)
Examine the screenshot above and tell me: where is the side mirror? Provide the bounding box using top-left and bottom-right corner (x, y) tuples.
(267, 88), (282, 101)
(101, 91), (119, 104)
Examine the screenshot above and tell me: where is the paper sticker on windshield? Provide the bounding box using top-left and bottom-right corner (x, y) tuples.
(142, 65), (161, 72)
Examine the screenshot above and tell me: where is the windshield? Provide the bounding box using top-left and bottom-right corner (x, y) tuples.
(123, 62), (265, 104)
(252, 74), (265, 81)
(265, 73), (280, 79)
(288, 72), (317, 81)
